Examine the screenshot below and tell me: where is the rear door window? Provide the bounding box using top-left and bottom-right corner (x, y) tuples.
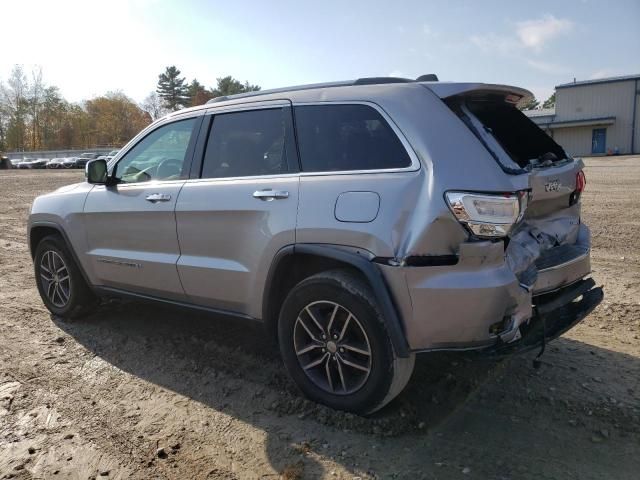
(201, 107), (296, 178)
(294, 104), (411, 172)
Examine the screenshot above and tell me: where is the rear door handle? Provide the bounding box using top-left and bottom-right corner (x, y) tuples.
(252, 189), (289, 201)
(145, 193), (172, 203)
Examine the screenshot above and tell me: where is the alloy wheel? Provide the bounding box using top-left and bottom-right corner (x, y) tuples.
(293, 300), (372, 395)
(39, 250), (71, 308)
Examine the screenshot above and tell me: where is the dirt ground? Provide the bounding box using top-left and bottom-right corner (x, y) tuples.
(1, 157), (639, 480)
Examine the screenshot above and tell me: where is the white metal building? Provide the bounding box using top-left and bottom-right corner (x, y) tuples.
(526, 74), (640, 156)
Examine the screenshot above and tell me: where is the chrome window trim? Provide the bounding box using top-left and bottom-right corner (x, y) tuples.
(197, 100), (420, 179)
(183, 172), (300, 185)
(204, 99), (292, 115)
(292, 100), (421, 177)
(110, 99), (421, 185)
(97, 179), (187, 189)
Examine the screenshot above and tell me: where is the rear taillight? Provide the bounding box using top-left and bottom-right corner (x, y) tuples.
(445, 191), (528, 238)
(576, 170), (586, 193)
(570, 170), (586, 206)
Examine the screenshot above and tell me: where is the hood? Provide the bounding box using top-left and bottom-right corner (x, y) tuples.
(54, 182), (84, 193)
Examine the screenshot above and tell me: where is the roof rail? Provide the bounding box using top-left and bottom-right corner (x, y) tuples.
(206, 80), (354, 104)
(353, 76), (414, 85)
(206, 74), (439, 104)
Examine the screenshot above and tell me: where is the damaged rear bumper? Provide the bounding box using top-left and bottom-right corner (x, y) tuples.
(483, 278), (603, 356)
(378, 225), (599, 352)
(531, 224), (591, 294)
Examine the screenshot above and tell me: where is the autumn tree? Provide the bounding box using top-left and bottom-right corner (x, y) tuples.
(156, 66), (190, 111)
(210, 76), (261, 98)
(0, 65), (262, 152)
(85, 92), (150, 147)
(65, 105), (92, 148)
(188, 79), (213, 106)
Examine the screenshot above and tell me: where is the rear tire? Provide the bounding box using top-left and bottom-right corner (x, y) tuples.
(278, 269), (414, 414)
(34, 235), (97, 319)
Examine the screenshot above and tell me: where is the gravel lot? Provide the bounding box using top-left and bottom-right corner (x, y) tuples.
(1, 157), (639, 479)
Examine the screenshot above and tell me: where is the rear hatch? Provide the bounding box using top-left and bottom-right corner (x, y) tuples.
(426, 83), (590, 294)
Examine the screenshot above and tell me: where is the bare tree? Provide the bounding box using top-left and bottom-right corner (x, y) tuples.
(141, 91), (167, 121)
(0, 80), (7, 151)
(1, 65), (29, 150)
(29, 66), (45, 149)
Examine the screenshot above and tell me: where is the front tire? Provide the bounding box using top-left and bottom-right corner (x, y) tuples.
(34, 235), (97, 319)
(278, 269), (415, 414)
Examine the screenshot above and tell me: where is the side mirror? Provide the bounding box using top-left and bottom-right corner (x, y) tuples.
(86, 159), (108, 184)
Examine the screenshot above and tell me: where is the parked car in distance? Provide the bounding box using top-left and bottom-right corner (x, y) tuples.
(31, 159), (50, 169)
(16, 157), (35, 169)
(62, 157), (79, 169)
(19, 158), (49, 169)
(28, 76), (603, 414)
(106, 150), (120, 161)
(75, 153), (100, 168)
(47, 158), (67, 169)
(96, 151), (120, 162)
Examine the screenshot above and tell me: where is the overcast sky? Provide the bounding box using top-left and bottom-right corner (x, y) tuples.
(1, 0), (639, 104)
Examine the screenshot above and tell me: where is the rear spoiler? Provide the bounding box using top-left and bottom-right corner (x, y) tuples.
(421, 82), (533, 104)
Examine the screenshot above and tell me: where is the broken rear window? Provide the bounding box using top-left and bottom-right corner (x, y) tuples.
(465, 100), (567, 169)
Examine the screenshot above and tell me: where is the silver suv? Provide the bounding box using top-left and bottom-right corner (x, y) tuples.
(28, 76), (603, 414)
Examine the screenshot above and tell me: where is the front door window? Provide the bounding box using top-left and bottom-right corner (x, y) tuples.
(115, 118), (197, 183)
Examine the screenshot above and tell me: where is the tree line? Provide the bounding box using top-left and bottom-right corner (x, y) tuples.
(1, 63), (556, 152)
(0, 65), (260, 152)
(145, 65), (261, 119)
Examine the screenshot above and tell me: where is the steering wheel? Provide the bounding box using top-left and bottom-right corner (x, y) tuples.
(156, 158), (183, 180)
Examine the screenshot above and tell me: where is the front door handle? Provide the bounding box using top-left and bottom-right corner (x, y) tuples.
(252, 189), (289, 201)
(145, 193), (172, 203)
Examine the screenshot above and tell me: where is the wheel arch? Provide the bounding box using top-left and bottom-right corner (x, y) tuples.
(29, 221), (94, 289)
(262, 244), (410, 358)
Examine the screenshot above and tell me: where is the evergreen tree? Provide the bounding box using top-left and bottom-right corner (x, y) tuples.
(518, 96), (540, 111)
(210, 76), (260, 98)
(188, 79), (213, 106)
(542, 92), (556, 109)
(156, 66), (190, 111)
